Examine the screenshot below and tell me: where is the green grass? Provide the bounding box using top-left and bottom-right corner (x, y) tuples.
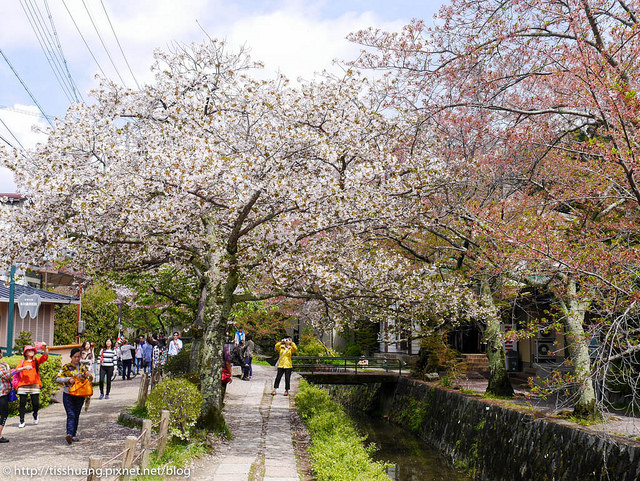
(133, 437), (209, 480)
(252, 358), (272, 366)
(128, 405), (149, 419)
(295, 381), (390, 481)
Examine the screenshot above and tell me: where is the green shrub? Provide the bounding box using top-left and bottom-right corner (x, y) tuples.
(5, 354), (62, 416)
(146, 378), (202, 441)
(163, 349), (201, 388)
(164, 349), (191, 377)
(342, 343), (362, 357)
(295, 381), (389, 481)
(13, 331), (33, 356)
(297, 334), (331, 357)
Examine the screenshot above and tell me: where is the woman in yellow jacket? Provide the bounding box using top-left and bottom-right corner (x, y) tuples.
(271, 337), (297, 396)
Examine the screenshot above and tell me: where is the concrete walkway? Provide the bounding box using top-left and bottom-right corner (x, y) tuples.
(189, 364), (301, 481)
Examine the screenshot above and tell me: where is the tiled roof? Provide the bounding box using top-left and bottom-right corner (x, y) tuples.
(0, 283), (79, 304)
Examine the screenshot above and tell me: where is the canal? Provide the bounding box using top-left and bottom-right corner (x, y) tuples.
(351, 413), (473, 481)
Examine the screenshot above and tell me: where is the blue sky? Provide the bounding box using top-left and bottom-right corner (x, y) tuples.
(0, 0), (443, 192)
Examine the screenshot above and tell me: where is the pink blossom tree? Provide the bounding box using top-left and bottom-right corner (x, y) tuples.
(350, 0), (640, 413)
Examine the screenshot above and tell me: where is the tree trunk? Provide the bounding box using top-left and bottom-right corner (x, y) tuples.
(189, 280), (209, 373)
(198, 306), (227, 431)
(481, 279), (514, 397)
(196, 214), (229, 430)
(560, 278), (596, 417)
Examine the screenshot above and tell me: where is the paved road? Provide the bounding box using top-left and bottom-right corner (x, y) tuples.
(187, 364), (301, 481)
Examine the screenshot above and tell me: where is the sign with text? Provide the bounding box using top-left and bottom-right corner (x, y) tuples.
(17, 294), (42, 319)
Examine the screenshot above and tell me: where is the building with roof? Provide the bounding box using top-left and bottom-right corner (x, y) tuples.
(0, 283), (79, 352)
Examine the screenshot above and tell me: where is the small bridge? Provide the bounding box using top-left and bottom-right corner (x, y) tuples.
(292, 356), (405, 384)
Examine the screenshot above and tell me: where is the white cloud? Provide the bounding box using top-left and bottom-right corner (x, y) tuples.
(0, 105), (49, 192)
(0, 0), (413, 192)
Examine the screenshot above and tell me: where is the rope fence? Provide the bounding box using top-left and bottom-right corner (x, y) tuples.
(84, 410), (170, 481)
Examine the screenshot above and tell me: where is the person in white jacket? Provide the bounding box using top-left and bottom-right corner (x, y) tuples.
(168, 332), (183, 357)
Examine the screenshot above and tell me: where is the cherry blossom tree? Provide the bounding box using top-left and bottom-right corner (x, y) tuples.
(0, 40), (406, 426)
(350, 0), (640, 413)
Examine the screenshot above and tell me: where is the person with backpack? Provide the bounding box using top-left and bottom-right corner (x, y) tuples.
(15, 344), (49, 428)
(0, 350), (12, 443)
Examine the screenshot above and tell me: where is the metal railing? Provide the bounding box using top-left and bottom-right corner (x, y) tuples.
(292, 356), (403, 376)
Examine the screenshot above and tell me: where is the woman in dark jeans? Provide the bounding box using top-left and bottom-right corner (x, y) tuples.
(98, 339), (117, 400)
(56, 347), (93, 444)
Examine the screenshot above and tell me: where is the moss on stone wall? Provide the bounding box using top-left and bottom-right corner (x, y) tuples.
(328, 378), (640, 481)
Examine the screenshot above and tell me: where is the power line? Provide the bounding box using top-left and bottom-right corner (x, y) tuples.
(20, 0), (76, 103)
(0, 117), (26, 151)
(0, 133), (19, 150)
(99, 0), (140, 90)
(0, 48), (53, 127)
(81, 0), (127, 86)
(43, 0), (84, 102)
(61, 0), (109, 80)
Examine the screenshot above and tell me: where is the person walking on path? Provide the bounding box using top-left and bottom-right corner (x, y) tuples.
(151, 338), (168, 387)
(0, 350), (12, 443)
(241, 336), (255, 381)
(168, 332), (183, 357)
(119, 339), (135, 380)
(98, 339), (117, 400)
(141, 337), (153, 374)
(271, 337), (297, 396)
(56, 347), (93, 444)
(134, 336), (145, 374)
(80, 341), (95, 376)
(15, 344), (49, 428)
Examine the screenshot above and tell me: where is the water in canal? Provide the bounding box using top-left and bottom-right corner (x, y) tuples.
(351, 413), (473, 481)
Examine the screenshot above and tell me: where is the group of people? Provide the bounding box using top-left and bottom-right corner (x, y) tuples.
(0, 329), (301, 445)
(232, 327), (255, 381)
(0, 331), (185, 445)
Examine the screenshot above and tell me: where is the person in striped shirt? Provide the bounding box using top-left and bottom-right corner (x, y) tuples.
(98, 339), (117, 400)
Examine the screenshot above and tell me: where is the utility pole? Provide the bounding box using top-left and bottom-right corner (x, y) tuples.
(76, 283), (83, 344)
(6, 265), (16, 354)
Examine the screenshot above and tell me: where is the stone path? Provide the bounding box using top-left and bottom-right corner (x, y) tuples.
(188, 364), (301, 481)
(0, 376), (142, 481)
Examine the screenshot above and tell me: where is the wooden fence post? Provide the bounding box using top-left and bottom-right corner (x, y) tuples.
(141, 419), (152, 468)
(137, 373), (150, 409)
(87, 456), (102, 481)
(157, 409), (170, 457)
(121, 436), (138, 481)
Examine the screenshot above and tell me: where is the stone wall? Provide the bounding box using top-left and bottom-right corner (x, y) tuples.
(327, 379), (640, 481)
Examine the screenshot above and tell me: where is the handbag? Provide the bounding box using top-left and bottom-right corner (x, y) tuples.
(69, 377), (93, 397)
(8, 388), (17, 402)
(11, 360), (23, 390)
(221, 367), (231, 384)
